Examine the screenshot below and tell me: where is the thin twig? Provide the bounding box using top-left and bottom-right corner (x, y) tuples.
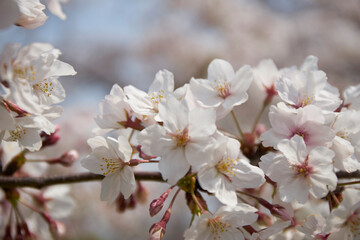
(0, 171), (164, 189)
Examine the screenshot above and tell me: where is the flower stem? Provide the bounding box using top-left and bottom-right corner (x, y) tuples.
(251, 101), (269, 133)
(231, 110), (244, 139)
(337, 180), (360, 186)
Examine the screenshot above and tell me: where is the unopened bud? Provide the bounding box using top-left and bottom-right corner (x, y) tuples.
(41, 126), (60, 148)
(149, 188), (171, 217)
(54, 150), (79, 167)
(149, 222), (166, 240)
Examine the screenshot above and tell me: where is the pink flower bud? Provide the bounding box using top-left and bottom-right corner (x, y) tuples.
(149, 188), (171, 217)
(255, 124), (267, 138)
(149, 222), (166, 240)
(57, 150), (79, 167)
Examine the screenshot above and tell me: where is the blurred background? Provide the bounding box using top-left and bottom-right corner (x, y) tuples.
(1, 0), (360, 239)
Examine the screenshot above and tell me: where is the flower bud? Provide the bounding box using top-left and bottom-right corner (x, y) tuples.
(149, 188), (171, 217)
(149, 222), (166, 240)
(41, 126), (60, 148)
(53, 150), (79, 167)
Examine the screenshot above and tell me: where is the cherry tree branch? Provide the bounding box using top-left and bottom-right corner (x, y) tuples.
(0, 171), (164, 189)
(336, 171), (360, 179)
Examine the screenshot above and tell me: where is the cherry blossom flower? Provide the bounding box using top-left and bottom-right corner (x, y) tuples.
(81, 136), (136, 203)
(15, 0), (47, 29)
(94, 84), (133, 131)
(343, 84), (360, 110)
(190, 59), (253, 119)
(253, 59), (279, 103)
(198, 134), (265, 206)
(125, 70), (174, 122)
(296, 215), (330, 240)
(277, 56), (341, 112)
(330, 110), (360, 172)
(327, 188), (360, 240)
(260, 103), (335, 150)
(138, 95), (216, 183)
(183, 204), (258, 240)
(260, 135), (337, 203)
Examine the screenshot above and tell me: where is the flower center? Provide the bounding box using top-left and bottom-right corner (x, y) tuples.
(292, 156), (312, 178)
(213, 79), (231, 99)
(296, 93), (314, 108)
(13, 65), (36, 81)
(207, 216), (232, 239)
(170, 128), (190, 147)
(33, 80), (54, 97)
(9, 126), (26, 141)
(99, 157), (124, 176)
(216, 157), (238, 178)
(149, 89), (165, 105)
(292, 128), (308, 142)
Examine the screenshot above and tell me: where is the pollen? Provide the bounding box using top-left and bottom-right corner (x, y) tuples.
(292, 156), (312, 178)
(33, 80), (54, 97)
(170, 128), (190, 148)
(13, 65), (36, 82)
(207, 216), (232, 240)
(216, 157), (239, 177)
(149, 89), (165, 105)
(213, 79), (231, 99)
(297, 93), (314, 108)
(99, 157), (124, 176)
(9, 126), (26, 141)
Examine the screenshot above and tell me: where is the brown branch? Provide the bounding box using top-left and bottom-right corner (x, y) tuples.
(336, 170), (360, 179)
(0, 171), (164, 189)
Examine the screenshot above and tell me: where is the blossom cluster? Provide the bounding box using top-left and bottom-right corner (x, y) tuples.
(80, 55), (360, 239)
(0, 0), (68, 30)
(0, 42), (78, 239)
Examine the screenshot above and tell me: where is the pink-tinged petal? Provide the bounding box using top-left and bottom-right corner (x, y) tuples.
(124, 85), (155, 116)
(119, 166), (136, 199)
(259, 152), (278, 173)
(207, 59), (235, 82)
(278, 136), (308, 165)
(231, 65), (253, 94)
(106, 136), (126, 161)
(331, 136), (360, 172)
(276, 76), (299, 106)
(116, 135), (132, 162)
(158, 147), (190, 184)
(297, 105), (325, 124)
(159, 95), (188, 133)
(185, 137), (216, 168)
(214, 180), (238, 206)
(80, 155), (103, 175)
(149, 69), (174, 94)
(188, 108), (216, 137)
(300, 55), (318, 72)
(260, 129), (288, 148)
(308, 146), (334, 166)
(198, 165), (222, 193)
(304, 71), (327, 97)
(218, 204), (258, 226)
(44, 59), (76, 78)
(268, 104), (296, 137)
(189, 78), (223, 107)
(309, 173), (336, 199)
(17, 128), (42, 151)
(137, 124), (173, 156)
(279, 177), (309, 203)
(253, 59), (280, 89)
(87, 136), (107, 151)
(221, 92), (248, 110)
(100, 173), (122, 203)
(231, 160), (265, 188)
